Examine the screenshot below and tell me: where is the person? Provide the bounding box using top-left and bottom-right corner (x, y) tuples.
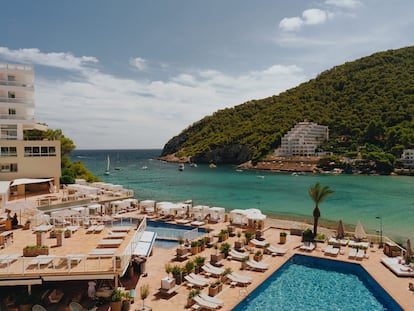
(409, 282), (414, 292)
(11, 213), (18, 228)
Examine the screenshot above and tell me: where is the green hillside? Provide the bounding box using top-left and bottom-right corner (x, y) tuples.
(161, 46), (414, 166)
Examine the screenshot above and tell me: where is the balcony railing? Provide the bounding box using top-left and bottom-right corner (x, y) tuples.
(0, 80), (34, 88)
(0, 114), (35, 121)
(0, 96), (34, 105)
(0, 63), (33, 71)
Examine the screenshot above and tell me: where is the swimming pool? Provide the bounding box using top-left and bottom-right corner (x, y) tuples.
(232, 254), (402, 311)
(146, 220), (206, 248)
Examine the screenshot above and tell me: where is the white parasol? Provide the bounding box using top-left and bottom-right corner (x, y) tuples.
(354, 220), (366, 241)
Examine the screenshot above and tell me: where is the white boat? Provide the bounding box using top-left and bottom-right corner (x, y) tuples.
(178, 163), (185, 171)
(104, 155), (110, 175)
(141, 166), (148, 170)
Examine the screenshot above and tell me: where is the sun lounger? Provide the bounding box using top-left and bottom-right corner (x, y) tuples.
(231, 272), (253, 282)
(328, 237), (349, 246)
(324, 245), (340, 256)
(111, 226), (133, 232)
(191, 221), (205, 227)
(192, 295), (221, 310)
(66, 254), (84, 266)
(381, 257), (414, 277)
(348, 248), (357, 259)
(97, 239), (123, 248)
(176, 219), (191, 224)
(106, 232), (127, 239)
(87, 225), (98, 233)
(246, 259), (268, 271)
(198, 293), (224, 307)
(229, 249), (248, 261)
(249, 238), (267, 248)
(202, 264), (224, 277)
(266, 245), (287, 256)
(0, 254), (19, 266)
(94, 224), (105, 233)
(184, 275), (209, 288)
(66, 225), (80, 233)
(88, 248), (117, 256)
(300, 242), (315, 252)
(28, 255), (54, 269)
(227, 273), (251, 286)
(356, 249), (365, 260)
(189, 273), (210, 284)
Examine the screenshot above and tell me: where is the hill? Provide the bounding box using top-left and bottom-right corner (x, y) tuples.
(160, 46), (414, 167)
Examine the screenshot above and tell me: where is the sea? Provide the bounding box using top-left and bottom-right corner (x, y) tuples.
(71, 149), (414, 244)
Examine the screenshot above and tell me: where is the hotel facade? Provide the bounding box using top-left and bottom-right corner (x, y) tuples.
(277, 121), (329, 156)
(0, 63), (61, 204)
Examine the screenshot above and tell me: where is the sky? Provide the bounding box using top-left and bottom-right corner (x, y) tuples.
(1, 0), (413, 149)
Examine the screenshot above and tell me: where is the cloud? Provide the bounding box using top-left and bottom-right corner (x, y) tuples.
(0, 47), (307, 148)
(279, 8), (331, 32)
(0, 47), (97, 72)
(325, 0), (362, 9)
(129, 57), (147, 71)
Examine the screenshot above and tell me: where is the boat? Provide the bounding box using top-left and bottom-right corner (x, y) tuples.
(141, 166), (148, 170)
(189, 163), (197, 168)
(256, 175), (265, 179)
(104, 155), (110, 175)
(114, 167), (122, 171)
(209, 163), (217, 169)
(178, 163), (185, 171)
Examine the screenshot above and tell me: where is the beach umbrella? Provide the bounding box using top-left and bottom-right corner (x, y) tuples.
(354, 221), (366, 241)
(336, 219), (345, 239)
(406, 239), (412, 263)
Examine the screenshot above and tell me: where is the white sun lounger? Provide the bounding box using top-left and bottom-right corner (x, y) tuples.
(300, 242), (315, 252)
(198, 293), (224, 307)
(229, 249), (248, 261)
(87, 225), (98, 233)
(356, 249), (365, 260)
(28, 255), (55, 269)
(192, 295), (221, 310)
(348, 248), (358, 259)
(250, 238), (267, 247)
(324, 245), (340, 256)
(227, 273), (251, 286)
(202, 264), (224, 277)
(246, 259), (268, 271)
(88, 248), (117, 256)
(231, 272), (252, 282)
(97, 239), (123, 248)
(184, 275), (208, 288)
(266, 245), (287, 256)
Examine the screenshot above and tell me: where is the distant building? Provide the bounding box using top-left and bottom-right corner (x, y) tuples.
(276, 121), (329, 156)
(400, 149), (414, 168)
(0, 63), (61, 204)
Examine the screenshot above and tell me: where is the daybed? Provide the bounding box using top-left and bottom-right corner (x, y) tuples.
(381, 257), (414, 277)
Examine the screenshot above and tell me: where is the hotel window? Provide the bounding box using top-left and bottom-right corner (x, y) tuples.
(0, 125), (17, 140)
(24, 146), (56, 157)
(7, 75), (16, 81)
(8, 91), (16, 99)
(0, 147), (17, 157)
(8, 108), (16, 115)
(49, 146), (56, 156)
(0, 163), (17, 172)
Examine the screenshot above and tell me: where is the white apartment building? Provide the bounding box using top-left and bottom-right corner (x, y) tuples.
(0, 63), (61, 204)
(400, 149), (414, 168)
(277, 121), (329, 156)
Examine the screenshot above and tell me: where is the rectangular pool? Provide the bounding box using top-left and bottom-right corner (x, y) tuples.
(232, 254), (402, 311)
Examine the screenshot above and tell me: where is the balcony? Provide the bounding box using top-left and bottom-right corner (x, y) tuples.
(0, 114), (35, 121)
(0, 96), (34, 105)
(0, 79), (34, 88)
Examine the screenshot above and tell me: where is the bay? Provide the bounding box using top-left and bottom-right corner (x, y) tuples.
(72, 149), (414, 244)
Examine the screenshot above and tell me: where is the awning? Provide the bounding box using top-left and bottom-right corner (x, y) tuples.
(133, 231), (157, 257)
(0, 278), (42, 286)
(42, 274), (115, 281)
(11, 178), (53, 187)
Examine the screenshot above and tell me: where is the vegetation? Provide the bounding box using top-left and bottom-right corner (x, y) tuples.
(139, 284), (150, 308)
(161, 46), (414, 169)
(24, 127), (99, 184)
(308, 182), (334, 237)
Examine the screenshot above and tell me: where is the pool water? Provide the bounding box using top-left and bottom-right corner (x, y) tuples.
(232, 254), (402, 311)
(146, 220), (205, 248)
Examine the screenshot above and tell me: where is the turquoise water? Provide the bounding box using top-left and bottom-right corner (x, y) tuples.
(233, 254), (402, 311)
(72, 149), (414, 243)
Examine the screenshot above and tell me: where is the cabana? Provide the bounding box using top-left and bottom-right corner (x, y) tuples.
(208, 207), (225, 223)
(139, 200), (156, 213)
(157, 202), (182, 216)
(122, 198), (138, 211)
(87, 203), (102, 215)
(109, 200), (128, 215)
(191, 205), (210, 221)
(229, 208), (266, 229)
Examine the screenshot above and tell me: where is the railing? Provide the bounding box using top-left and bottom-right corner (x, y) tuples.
(0, 63), (33, 71)
(0, 80), (34, 88)
(0, 96), (34, 104)
(184, 227), (199, 241)
(0, 114), (35, 121)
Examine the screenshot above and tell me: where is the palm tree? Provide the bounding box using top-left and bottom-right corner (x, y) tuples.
(308, 182), (334, 238)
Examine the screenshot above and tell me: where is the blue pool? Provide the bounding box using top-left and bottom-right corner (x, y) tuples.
(232, 254), (402, 311)
(146, 220), (206, 249)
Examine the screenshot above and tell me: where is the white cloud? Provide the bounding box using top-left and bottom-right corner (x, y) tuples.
(0, 47), (97, 72)
(129, 57), (147, 71)
(325, 0), (362, 9)
(1, 47), (307, 148)
(279, 8), (331, 32)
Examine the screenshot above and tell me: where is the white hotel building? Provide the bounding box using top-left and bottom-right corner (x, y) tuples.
(0, 63), (61, 205)
(277, 121), (329, 156)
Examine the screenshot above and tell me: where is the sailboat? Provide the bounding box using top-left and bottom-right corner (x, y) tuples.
(104, 155), (110, 175)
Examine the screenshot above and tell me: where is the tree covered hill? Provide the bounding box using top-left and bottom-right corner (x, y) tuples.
(161, 46), (414, 165)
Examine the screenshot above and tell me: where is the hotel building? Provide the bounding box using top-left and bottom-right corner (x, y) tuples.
(0, 63), (61, 205)
(400, 149), (414, 168)
(277, 121), (329, 156)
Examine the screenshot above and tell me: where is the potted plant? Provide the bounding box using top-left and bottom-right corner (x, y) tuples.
(64, 228), (72, 238)
(184, 260), (195, 275)
(191, 240), (199, 255)
(110, 288), (123, 311)
(279, 232), (287, 244)
(244, 231), (254, 243)
(221, 267), (232, 283)
(219, 242), (231, 258)
(234, 231), (244, 250)
(171, 264), (183, 285)
(211, 244), (223, 265)
(122, 292), (132, 311)
(24, 219), (31, 230)
(302, 228), (314, 243)
(218, 229), (229, 242)
(164, 263), (172, 277)
(193, 256), (205, 274)
(241, 255), (249, 270)
(138, 284), (149, 311)
(208, 280), (223, 297)
(23, 245), (49, 257)
(254, 250), (263, 262)
(187, 289), (200, 307)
